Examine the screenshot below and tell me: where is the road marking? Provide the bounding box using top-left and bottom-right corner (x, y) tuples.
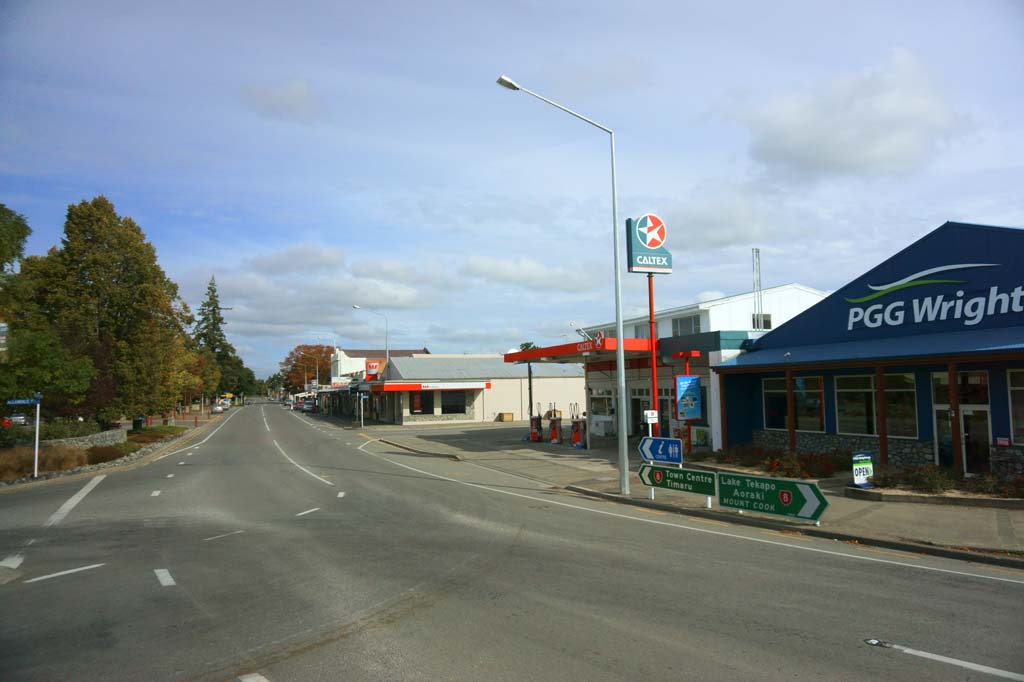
(337, 491), (346, 498)
(271, 440), (334, 487)
(186, 452), (193, 457)
(26, 538), (37, 546)
(0, 554), (24, 569)
(24, 563), (104, 583)
(866, 639), (1024, 680)
(204, 530), (244, 542)
(151, 490), (161, 497)
(262, 414), (270, 431)
(44, 475), (106, 527)
(154, 408), (241, 461)
(296, 507), (320, 517)
(154, 568), (176, 586)
(166, 474), (174, 479)
(178, 461), (185, 466)
(359, 440), (1024, 586)
(239, 674), (271, 682)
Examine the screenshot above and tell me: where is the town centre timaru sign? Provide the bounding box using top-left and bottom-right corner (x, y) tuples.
(717, 472), (828, 522)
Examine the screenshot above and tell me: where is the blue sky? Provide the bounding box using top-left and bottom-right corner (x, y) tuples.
(2, 0), (1022, 377)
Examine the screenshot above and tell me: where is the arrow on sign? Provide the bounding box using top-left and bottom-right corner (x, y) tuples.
(796, 483), (821, 519)
(638, 437), (683, 464)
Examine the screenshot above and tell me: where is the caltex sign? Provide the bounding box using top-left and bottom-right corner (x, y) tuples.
(627, 214), (672, 274)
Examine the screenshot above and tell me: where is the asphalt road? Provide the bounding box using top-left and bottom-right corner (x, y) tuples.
(1, 404), (1022, 682)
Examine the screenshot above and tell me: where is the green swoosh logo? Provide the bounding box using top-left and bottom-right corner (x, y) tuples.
(843, 279), (963, 304)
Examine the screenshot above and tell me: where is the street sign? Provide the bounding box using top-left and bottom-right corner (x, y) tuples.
(638, 464), (716, 496)
(643, 409), (659, 425)
(675, 375), (701, 420)
(638, 436), (683, 464)
(6, 398), (39, 406)
(717, 472), (829, 521)
(626, 214), (673, 274)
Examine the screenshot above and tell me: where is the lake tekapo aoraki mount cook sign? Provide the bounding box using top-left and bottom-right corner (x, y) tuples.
(627, 214), (672, 274)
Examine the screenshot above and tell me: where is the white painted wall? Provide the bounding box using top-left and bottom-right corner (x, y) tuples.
(705, 287), (825, 332)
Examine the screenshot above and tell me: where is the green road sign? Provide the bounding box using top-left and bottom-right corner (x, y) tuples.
(717, 472), (828, 521)
(638, 464), (716, 496)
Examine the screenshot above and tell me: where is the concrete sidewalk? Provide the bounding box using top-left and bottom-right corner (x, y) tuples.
(335, 418), (1024, 565)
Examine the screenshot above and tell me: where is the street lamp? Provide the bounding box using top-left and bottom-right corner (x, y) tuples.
(352, 305), (389, 367)
(496, 73), (630, 495)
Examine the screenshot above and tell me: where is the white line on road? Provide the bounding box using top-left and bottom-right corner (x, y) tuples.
(295, 507), (320, 517)
(337, 491), (346, 498)
(872, 640), (1024, 680)
(44, 475), (106, 527)
(154, 408), (242, 461)
(24, 563), (104, 583)
(272, 440), (335, 487)
(186, 452), (193, 457)
(239, 674), (271, 682)
(0, 554), (24, 569)
(166, 474), (174, 479)
(361, 440), (1024, 586)
(177, 461), (185, 466)
(154, 568), (176, 586)
(151, 490), (161, 497)
(204, 530), (244, 542)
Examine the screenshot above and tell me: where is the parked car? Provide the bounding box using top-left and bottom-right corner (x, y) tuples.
(9, 413), (27, 426)
(212, 405), (224, 414)
(301, 401), (316, 413)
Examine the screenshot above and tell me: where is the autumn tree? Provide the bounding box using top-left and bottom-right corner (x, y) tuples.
(280, 345), (333, 393)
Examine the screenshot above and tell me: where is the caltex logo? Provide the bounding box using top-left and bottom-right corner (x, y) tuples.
(635, 214), (666, 249)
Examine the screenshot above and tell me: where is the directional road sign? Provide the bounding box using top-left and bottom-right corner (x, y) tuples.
(6, 398), (39, 406)
(638, 436), (683, 465)
(717, 472), (828, 521)
(638, 464), (716, 496)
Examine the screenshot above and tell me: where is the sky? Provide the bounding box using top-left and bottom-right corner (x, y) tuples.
(2, 0), (1022, 378)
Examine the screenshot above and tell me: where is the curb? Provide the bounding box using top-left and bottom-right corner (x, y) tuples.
(376, 438), (462, 461)
(844, 486), (1024, 509)
(566, 485), (1024, 570)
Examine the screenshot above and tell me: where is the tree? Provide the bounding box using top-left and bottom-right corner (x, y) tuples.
(280, 345), (333, 393)
(519, 342), (537, 351)
(0, 203), (31, 275)
(193, 276), (234, 359)
(36, 197), (191, 423)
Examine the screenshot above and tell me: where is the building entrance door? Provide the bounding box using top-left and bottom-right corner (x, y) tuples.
(933, 405), (991, 475)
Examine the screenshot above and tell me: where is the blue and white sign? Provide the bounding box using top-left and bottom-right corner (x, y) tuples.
(638, 436), (683, 464)
(675, 375), (701, 421)
(6, 398), (39, 406)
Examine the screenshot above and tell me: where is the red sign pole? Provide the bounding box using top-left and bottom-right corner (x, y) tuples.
(648, 273), (659, 436)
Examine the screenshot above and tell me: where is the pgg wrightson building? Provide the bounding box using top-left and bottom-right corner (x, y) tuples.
(716, 222), (1024, 479)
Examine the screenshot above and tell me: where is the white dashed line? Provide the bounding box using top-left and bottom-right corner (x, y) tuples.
(295, 508), (320, 517)
(239, 673), (271, 682)
(154, 569), (176, 586)
(24, 563), (104, 583)
(204, 530), (244, 542)
(337, 491), (346, 498)
(166, 474), (174, 479)
(177, 461), (185, 466)
(151, 490), (161, 497)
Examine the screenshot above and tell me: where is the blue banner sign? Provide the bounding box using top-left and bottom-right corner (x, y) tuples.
(675, 375), (701, 420)
(638, 436), (683, 464)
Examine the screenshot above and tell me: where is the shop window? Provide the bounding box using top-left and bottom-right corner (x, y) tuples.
(671, 316), (700, 336)
(1011, 371), (1024, 445)
(762, 378), (788, 430)
(884, 374), (917, 438)
(441, 390), (466, 414)
(932, 371), (989, 405)
(633, 324), (650, 339)
(836, 376), (874, 435)
(410, 391), (434, 415)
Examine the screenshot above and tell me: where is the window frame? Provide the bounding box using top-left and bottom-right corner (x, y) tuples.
(762, 375), (825, 433)
(835, 374), (875, 437)
(831, 373), (918, 439)
(1010, 369), (1024, 446)
(440, 390), (466, 415)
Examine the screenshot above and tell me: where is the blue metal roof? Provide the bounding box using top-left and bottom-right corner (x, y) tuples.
(717, 325), (1024, 371)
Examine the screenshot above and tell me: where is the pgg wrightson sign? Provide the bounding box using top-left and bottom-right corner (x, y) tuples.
(845, 263), (1024, 331)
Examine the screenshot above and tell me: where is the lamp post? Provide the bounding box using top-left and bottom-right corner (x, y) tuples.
(496, 74), (630, 495)
(352, 305), (389, 367)
(297, 352), (320, 390)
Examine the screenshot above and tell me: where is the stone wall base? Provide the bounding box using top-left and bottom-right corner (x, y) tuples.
(752, 430), (933, 470)
(41, 428), (127, 449)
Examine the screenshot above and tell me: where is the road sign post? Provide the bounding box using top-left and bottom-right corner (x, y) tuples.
(717, 472), (828, 523)
(8, 395), (42, 478)
(638, 464), (716, 496)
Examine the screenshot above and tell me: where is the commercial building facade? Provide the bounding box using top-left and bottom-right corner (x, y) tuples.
(715, 222), (1024, 479)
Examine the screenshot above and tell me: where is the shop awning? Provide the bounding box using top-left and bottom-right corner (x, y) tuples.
(715, 325), (1024, 373)
(503, 337), (653, 365)
(372, 381), (491, 392)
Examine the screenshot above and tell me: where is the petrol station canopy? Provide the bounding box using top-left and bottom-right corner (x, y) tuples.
(503, 337), (653, 366)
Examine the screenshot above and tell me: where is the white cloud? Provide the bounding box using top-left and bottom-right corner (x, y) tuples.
(241, 79), (327, 123)
(741, 50), (963, 179)
(696, 290), (726, 302)
(460, 255), (600, 293)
